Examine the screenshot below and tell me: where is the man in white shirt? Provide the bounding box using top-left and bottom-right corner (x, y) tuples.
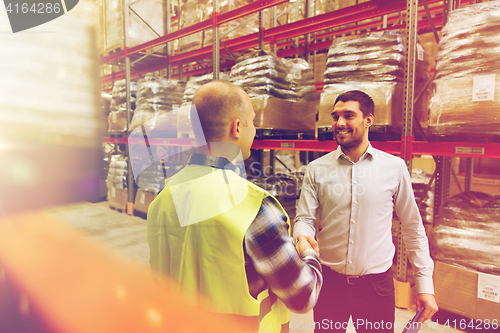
(293, 90), (438, 332)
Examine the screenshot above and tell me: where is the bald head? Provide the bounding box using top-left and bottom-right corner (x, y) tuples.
(192, 81), (249, 143)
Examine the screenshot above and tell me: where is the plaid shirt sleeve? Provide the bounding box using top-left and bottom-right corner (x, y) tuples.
(244, 196), (323, 314)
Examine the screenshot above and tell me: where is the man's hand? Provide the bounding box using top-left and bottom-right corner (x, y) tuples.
(296, 234), (319, 257)
(415, 293), (439, 323)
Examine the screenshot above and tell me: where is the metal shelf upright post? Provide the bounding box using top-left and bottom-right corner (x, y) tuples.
(393, 0), (418, 309)
(213, 0), (220, 80)
(164, 0), (171, 79)
(123, 0), (135, 215)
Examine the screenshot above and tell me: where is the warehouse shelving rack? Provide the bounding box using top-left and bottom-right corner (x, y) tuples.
(101, 0), (500, 309)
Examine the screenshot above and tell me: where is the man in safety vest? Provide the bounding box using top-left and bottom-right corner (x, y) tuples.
(147, 81), (323, 332)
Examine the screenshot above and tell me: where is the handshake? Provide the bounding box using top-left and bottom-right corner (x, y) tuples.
(295, 234), (320, 258)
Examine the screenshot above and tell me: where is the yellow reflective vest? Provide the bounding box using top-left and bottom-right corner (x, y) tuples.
(147, 164), (290, 332)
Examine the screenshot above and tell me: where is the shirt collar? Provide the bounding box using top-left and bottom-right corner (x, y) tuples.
(334, 142), (375, 162)
(187, 153), (238, 173)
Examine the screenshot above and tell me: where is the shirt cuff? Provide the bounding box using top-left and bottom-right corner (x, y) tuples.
(301, 248), (317, 259)
(414, 276), (435, 295)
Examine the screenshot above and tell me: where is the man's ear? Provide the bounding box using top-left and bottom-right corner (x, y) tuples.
(229, 118), (241, 139)
(365, 113), (374, 128)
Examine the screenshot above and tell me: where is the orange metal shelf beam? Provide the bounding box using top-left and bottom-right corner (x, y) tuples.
(103, 136), (500, 159)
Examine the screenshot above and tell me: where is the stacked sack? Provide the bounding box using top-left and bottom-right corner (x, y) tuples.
(106, 154), (129, 210)
(230, 51), (316, 137)
(108, 79), (137, 135)
(412, 169), (434, 225)
(430, 191), (500, 274)
(133, 162), (165, 216)
(429, 2), (500, 136)
(178, 72), (230, 138)
(318, 30), (430, 139)
(283, 58), (316, 102)
(129, 77), (185, 137)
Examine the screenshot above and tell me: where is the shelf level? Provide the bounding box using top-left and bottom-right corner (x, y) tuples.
(103, 137), (500, 159)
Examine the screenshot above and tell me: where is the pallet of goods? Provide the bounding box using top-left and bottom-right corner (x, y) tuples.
(430, 191), (500, 322)
(317, 30), (430, 141)
(429, 2), (500, 142)
(231, 51), (316, 140)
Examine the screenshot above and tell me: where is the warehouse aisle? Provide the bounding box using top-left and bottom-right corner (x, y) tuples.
(43, 201), (466, 333)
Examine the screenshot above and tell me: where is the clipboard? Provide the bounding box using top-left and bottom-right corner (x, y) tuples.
(401, 307), (425, 333)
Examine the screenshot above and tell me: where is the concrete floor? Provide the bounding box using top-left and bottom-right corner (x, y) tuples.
(43, 201), (466, 333)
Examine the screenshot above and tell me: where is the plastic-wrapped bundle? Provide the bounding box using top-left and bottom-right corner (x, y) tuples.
(202, 0), (259, 48)
(179, 0), (257, 53)
(136, 163), (164, 194)
(106, 154), (128, 189)
(231, 54), (289, 82)
(320, 30), (429, 135)
(283, 58), (316, 102)
(178, 0), (204, 52)
(435, 2), (500, 80)
(130, 77), (185, 132)
(324, 31), (406, 84)
(182, 72), (230, 104)
(231, 51), (316, 102)
(108, 79), (137, 133)
(411, 169), (434, 224)
(103, 0), (165, 53)
(430, 191), (500, 274)
(429, 76), (500, 135)
(231, 51), (316, 132)
(429, 2), (500, 136)
(110, 79), (137, 111)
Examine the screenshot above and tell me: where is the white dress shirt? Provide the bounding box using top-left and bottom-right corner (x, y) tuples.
(293, 143), (434, 294)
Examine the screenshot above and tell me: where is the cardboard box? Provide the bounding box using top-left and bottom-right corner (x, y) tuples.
(419, 32), (440, 71)
(251, 97), (316, 130)
(429, 75), (500, 133)
(313, 53), (328, 84)
(134, 189), (158, 215)
(434, 261), (500, 321)
(108, 111), (127, 133)
(107, 187), (128, 211)
(450, 174), (500, 197)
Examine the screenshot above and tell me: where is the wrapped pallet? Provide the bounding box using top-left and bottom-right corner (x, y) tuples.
(430, 191), (500, 275)
(429, 1), (500, 137)
(178, 0), (258, 53)
(230, 51), (316, 139)
(318, 30), (430, 140)
(133, 163), (164, 216)
(106, 154), (129, 211)
(103, 0), (165, 53)
(108, 79), (137, 135)
(129, 77), (185, 136)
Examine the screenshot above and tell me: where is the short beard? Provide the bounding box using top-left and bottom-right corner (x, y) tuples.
(337, 135), (363, 150)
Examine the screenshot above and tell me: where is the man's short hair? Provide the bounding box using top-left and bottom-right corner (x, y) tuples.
(334, 90), (374, 118)
(192, 80), (248, 142)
